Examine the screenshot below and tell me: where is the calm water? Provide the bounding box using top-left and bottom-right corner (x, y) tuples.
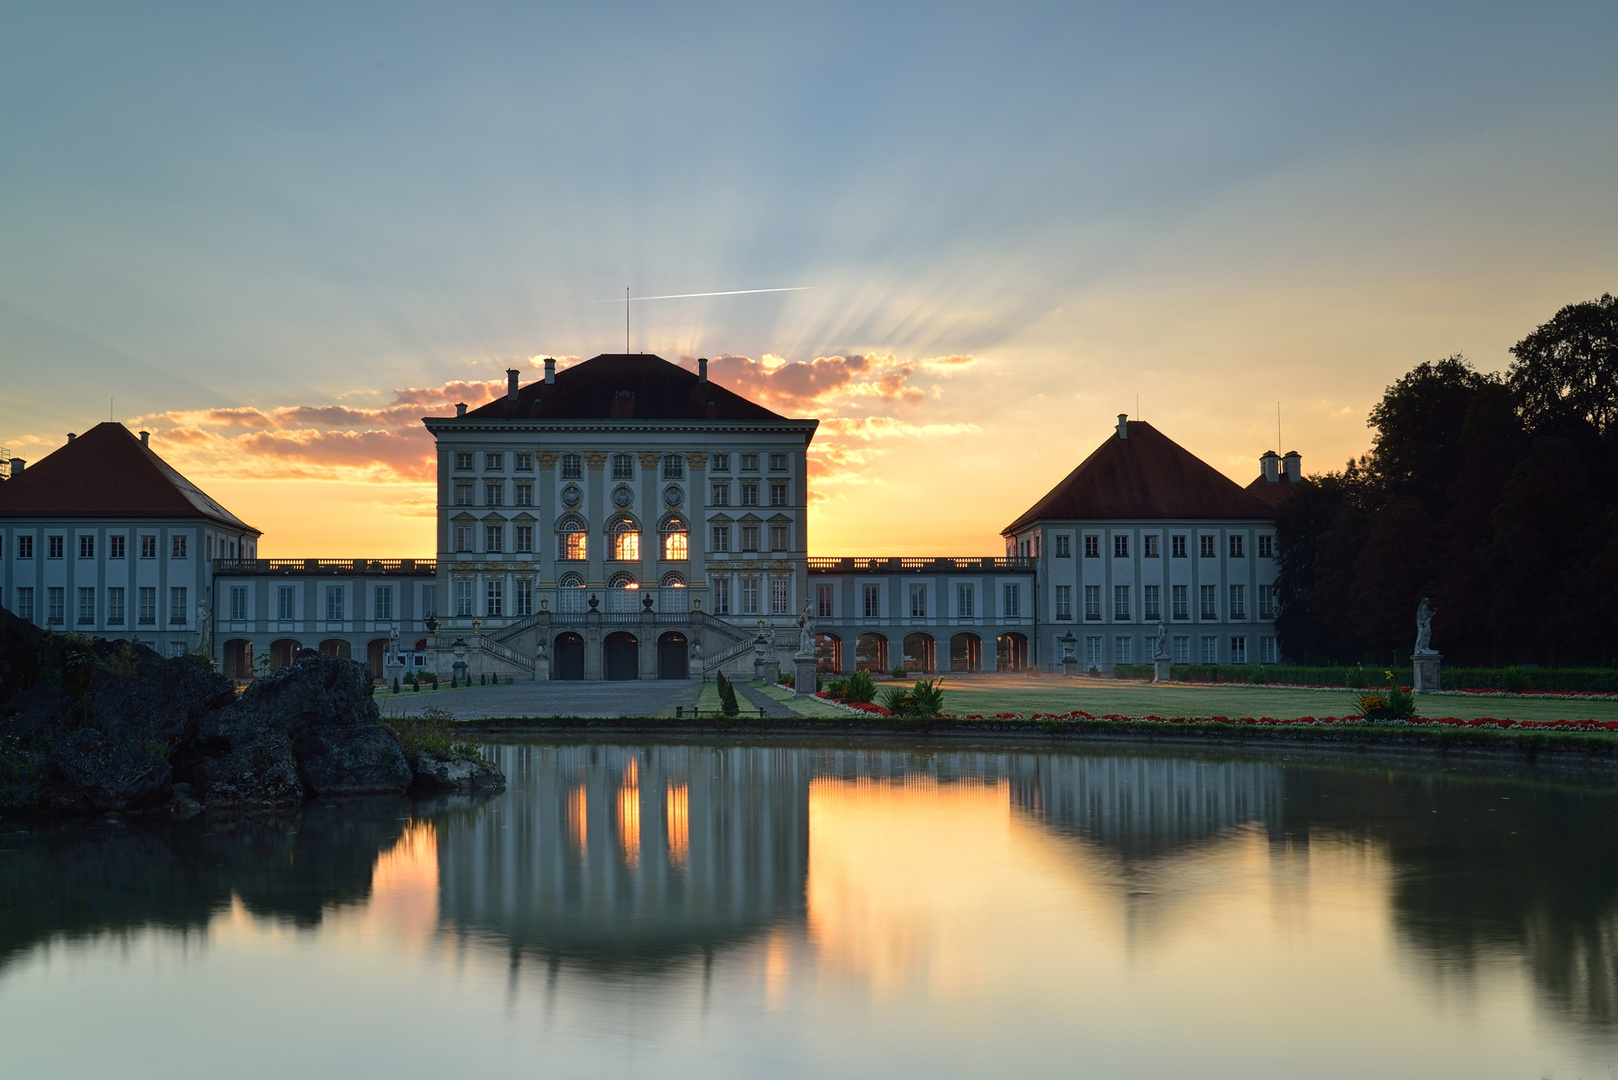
(3, 740), (1615, 1080)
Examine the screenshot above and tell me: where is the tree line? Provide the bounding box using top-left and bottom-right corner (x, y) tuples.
(1275, 294), (1617, 667)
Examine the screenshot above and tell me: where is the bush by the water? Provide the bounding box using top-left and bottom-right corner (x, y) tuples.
(1355, 687), (1417, 721)
(876, 679), (945, 718)
(825, 670), (876, 704)
(716, 672), (740, 717)
(392, 705), (483, 762)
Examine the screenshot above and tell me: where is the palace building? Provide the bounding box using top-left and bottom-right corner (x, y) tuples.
(0, 353), (1291, 680)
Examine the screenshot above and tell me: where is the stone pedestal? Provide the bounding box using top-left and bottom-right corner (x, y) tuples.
(533, 655), (550, 682)
(1153, 658), (1172, 683)
(1412, 650), (1442, 694)
(794, 656), (818, 697)
(1062, 656), (1079, 677)
(757, 658), (780, 684)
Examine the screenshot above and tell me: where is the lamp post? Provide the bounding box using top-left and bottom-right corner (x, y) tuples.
(452, 637), (468, 688)
(1059, 631), (1079, 677)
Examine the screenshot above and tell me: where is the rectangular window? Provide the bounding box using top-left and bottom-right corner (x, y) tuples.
(1173, 635), (1190, 664)
(1258, 535), (1274, 558)
(1084, 535), (1100, 558)
(741, 524), (760, 551)
(1003, 583), (1021, 618)
(48, 535), (64, 559)
(770, 577), (789, 615)
(1201, 635), (1219, 664)
(1260, 636), (1277, 664)
(17, 535), (33, 559)
(1229, 584), (1246, 620)
(662, 454), (684, 480)
(863, 583), (880, 618)
(1229, 535), (1245, 558)
(422, 586), (436, 618)
(278, 586), (295, 621)
(514, 452), (533, 471)
(138, 587), (156, 625)
(485, 525), (503, 553)
(140, 535), (156, 559)
(1115, 636), (1133, 665)
(1085, 636), (1103, 668)
(514, 525), (534, 553)
(1200, 584), (1217, 620)
(713, 576), (731, 615)
(109, 534), (125, 559)
(1055, 585), (1072, 620)
(325, 586), (343, 622)
(1172, 535), (1187, 559)
(1173, 584), (1189, 620)
(769, 480), (788, 507)
(710, 481), (730, 506)
(1258, 585), (1276, 620)
(1114, 584), (1130, 620)
(484, 482), (503, 506)
(455, 451), (474, 471)
(769, 453), (787, 471)
(711, 453), (731, 472)
(816, 584), (834, 618)
(485, 579), (503, 617)
(611, 453), (634, 480)
(48, 587), (65, 625)
(516, 579), (533, 617)
(1054, 534), (1071, 557)
(956, 583), (974, 617)
(770, 523), (790, 551)
(711, 524), (731, 552)
(1085, 585), (1101, 621)
(454, 525), (472, 553)
(561, 454), (582, 479)
(1113, 535), (1128, 558)
(740, 453), (759, 471)
(172, 535), (188, 559)
(514, 483), (533, 506)
(77, 587), (95, 624)
(454, 482), (473, 507)
(456, 580), (473, 616)
(1143, 584), (1161, 621)
(17, 587), (35, 622)
(79, 535), (95, 559)
(742, 575), (760, 616)
(485, 452), (503, 471)
(1230, 636), (1247, 664)
(230, 586), (247, 621)
(1200, 534), (1216, 558)
(107, 587), (125, 625)
(910, 584), (928, 618)
(374, 587), (392, 622)
(740, 481), (759, 507)
(170, 586), (188, 624)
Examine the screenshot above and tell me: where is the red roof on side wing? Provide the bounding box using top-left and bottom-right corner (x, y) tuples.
(1003, 421), (1274, 533)
(461, 354), (799, 423)
(0, 422), (259, 533)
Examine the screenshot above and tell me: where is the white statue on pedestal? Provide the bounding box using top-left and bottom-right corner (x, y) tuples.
(1153, 622), (1168, 661)
(797, 599), (816, 659)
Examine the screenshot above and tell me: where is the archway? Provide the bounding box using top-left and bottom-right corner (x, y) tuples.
(950, 633), (982, 672)
(319, 638), (352, 661)
(815, 632), (842, 674)
(222, 639), (253, 680)
(366, 638), (390, 679)
(553, 632), (585, 680)
(269, 638), (301, 668)
(903, 632), (936, 674)
(604, 631), (640, 680)
(996, 632), (1029, 672)
(657, 631), (689, 679)
(855, 633), (888, 673)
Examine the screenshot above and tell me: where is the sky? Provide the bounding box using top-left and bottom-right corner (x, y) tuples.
(2, 2), (1613, 556)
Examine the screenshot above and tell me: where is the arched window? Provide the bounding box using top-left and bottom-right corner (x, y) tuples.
(660, 515), (688, 560)
(557, 572), (586, 613)
(610, 518), (640, 561)
(557, 515), (587, 560)
(607, 571), (639, 613)
(609, 572), (639, 589)
(660, 571), (687, 611)
(660, 572), (686, 587)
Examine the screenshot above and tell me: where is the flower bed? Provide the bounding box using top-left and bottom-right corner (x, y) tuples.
(814, 691), (892, 717)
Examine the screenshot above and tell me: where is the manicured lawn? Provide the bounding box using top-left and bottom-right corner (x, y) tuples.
(929, 675), (1618, 723)
(754, 681), (852, 719)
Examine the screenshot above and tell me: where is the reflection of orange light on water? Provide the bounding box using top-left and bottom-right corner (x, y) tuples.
(569, 784), (588, 858)
(618, 782), (641, 870)
(666, 782), (690, 870)
(369, 819), (439, 940)
(623, 757), (638, 786)
(764, 927), (793, 1009)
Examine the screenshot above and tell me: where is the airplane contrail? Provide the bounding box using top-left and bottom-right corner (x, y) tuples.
(573, 286), (812, 305)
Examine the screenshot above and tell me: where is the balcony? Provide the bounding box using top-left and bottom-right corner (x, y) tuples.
(807, 556), (1034, 574)
(214, 559), (437, 576)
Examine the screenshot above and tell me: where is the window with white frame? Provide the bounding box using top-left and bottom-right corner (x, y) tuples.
(711, 524), (731, 552)
(484, 482), (503, 506)
(485, 452), (503, 471)
(1113, 535), (1128, 558)
(1199, 534), (1216, 558)
(661, 517), (688, 560)
(515, 525), (534, 553)
(454, 451), (474, 471)
(325, 586), (343, 622)
(612, 453), (634, 479)
(1258, 585), (1276, 619)
(1054, 534), (1070, 557)
(769, 480), (788, 507)
(278, 586), (295, 621)
(740, 481), (759, 507)
(456, 580), (473, 616)
(422, 585), (436, 618)
(662, 454), (684, 480)
(1229, 584), (1246, 620)
(16, 587), (35, 622)
(47, 535), (63, 559)
(485, 579), (503, 617)
(817, 584), (834, 618)
(609, 520), (639, 561)
(1084, 535), (1100, 558)
(1003, 583), (1020, 618)
(561, 454), (582, 479)
(514, 452), (533, 471)
(740, 523), (759, 551)
(516, 579), (533, 617)
(1200, 584), (1217, 619)
(910, 584), (927, 618)
(17, 535), (33, 559)
(485, 524), (504, 553)
(713, 576), (731, 614)
(769, 453), (787, 471)
(863, 583), (880, 618)
(1113, 584), (1130, 620)
(454, 481), (474, 506)
(1259, 636), (1277, 664)
(1200, 635), (1218, 664)
(107, 587), (125, 625)
(1085, 585), (1101, 621)
(79, 535), (94, 559)
(1258, 535), (1274, 558)
(77, 587), (95, 624)
(374, 587), (392, 621)
(1144, 535), (1159, 558)
(768, 523), (788, 551)
(515, 483), (534, 506)
(1054, 585), (1072, 620)
(1085, 636), (1103, 667)
(454, 524), (472, 552)
(711, 453), (731, 472)
(770, 577), (789, 615)
(742, 575), (760, 616)
(46, 587), (65, 624)
(1115, 636), (1133, 665)
(172, 535), (187, 559)
(1143, 584), (1161, 621)
(1173, 635), (1190, 664)
(231, 586), (248, 621)
(140, 535), (156, 559)
(710, 481), (730, 506)
(1173, 584), (1189, 620)
(956, 583), (974, 617)
(1171, 535), (1187, 558)
(557, 517), (587, 560)
(740, 453), (759, 471)
(1230, 636), (1247, 663)
(138, 587), (155, 625)
(1229, 535), (1245, 558)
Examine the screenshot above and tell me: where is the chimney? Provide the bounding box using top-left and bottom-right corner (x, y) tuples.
(698, 357), (708, 383)
(506, 368), (521, 401)
(1116, 414), (1129, 440)
(8, 458), (23, 475)
(544, 358), (556, 385)
(67, 432), (75, 443)
(139, 430), (150, 447)
(455, 403), (467, 418)
(1260, 450), (1280, 484)
(1282, 450), (1302, 482)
